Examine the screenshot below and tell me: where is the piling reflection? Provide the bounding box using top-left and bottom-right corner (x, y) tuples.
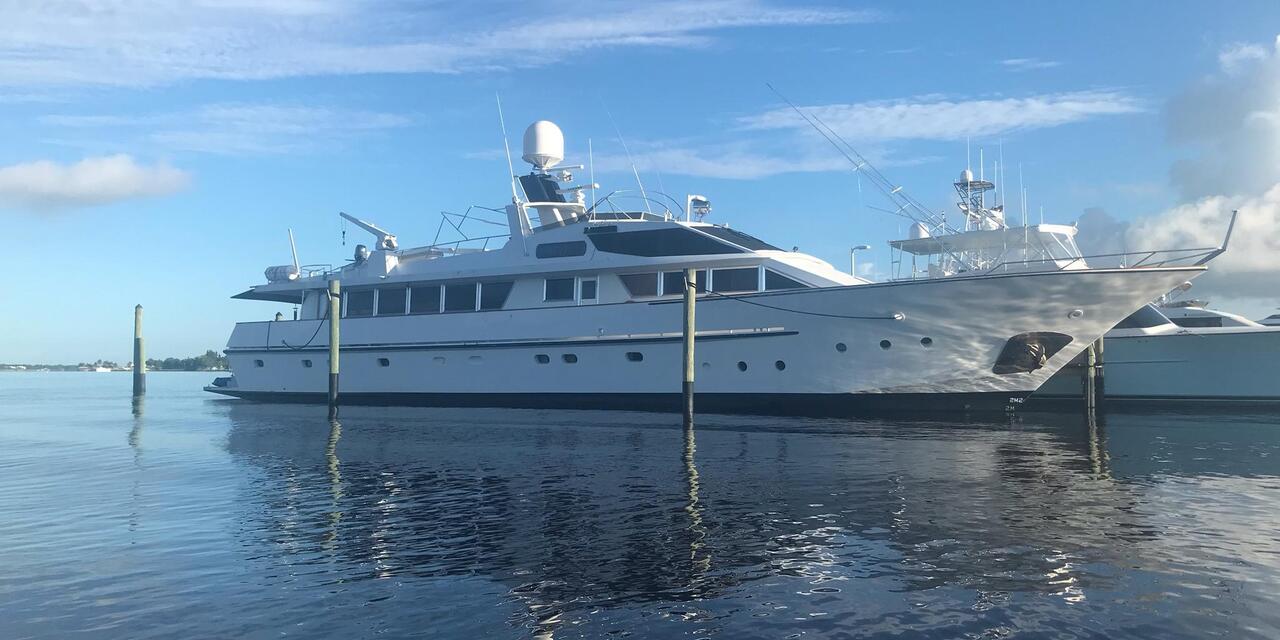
(219, 403), (1280, 635)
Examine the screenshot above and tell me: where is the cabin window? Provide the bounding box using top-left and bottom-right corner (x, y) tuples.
(544, 278), (576, 301)
(376, 287), (407, 315)
(302, 359), (312, 368)
(1114, 305), (1170, 329)
(254, 359), (265, 367)
(711, 267), (759, 293)
(737, 361), (748, 371)
(662, 270), (707, 296)
(535, 354), (551, 364)
(410, 285), (441, 314)
(775, 360), (786, 371)
(765, 270), (807, 291)
(345, 290), (374, 317)
(579, 278), (597, 301)
(377, 358), (390, 367)
(562, 354), (578, 363)
(835, 343), (847, 352)
(880, 340), (892, 350)
(625, 351), (643, 362)
(697, 226), (781, 250)
(587, 228), (744, 257)
(480, 281), (514, 310)
(536, 241), (587, 258)
(1170, 316), (1222, 328)
(620, 273), (659, 297)
(444, 283), (476, 312)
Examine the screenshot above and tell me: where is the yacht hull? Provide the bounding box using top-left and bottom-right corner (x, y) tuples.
(211, 266), (1204, 416)
(1034, 327), (1280, 404)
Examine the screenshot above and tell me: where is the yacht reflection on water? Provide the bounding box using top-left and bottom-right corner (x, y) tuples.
(218, 403), (1280, 634)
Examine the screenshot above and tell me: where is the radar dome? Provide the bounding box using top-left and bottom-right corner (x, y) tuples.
(522, 120), (564, 170)
(959, 168), (974, 183)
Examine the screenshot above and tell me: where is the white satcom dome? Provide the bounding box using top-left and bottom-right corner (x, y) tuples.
(959, 168), (974, 183)
(908, 222), (931, 240)
(522, 120), (564, 170)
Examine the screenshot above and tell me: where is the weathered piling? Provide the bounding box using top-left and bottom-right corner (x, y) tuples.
(1094, 337), (1106, 401)
(132, 305), (146, 396)
(328, 280), (341, 418)
(682, 268), (696, 427)
(1084, 341), (1099, 412)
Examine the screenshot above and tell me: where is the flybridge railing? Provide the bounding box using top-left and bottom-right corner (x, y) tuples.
(981, 244), (1227, 275)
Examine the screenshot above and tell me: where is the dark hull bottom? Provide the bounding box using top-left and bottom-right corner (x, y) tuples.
(204, 388), (1030, 417)
(1030, 394), (1280, 411)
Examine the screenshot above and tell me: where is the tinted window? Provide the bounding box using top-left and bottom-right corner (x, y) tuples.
(663, 270), (706, 296)
(410, 285), (440, 314)
(346, 290), (374, 317)
(376, 287), (406, 315)
(443, 283), (476, 312)
(1170, 316), (1222, 328)
(480, 281), (513, 310)
(588, 228), (743, 257)
(697, 226), (781, 251)
(1114, 305), (1172, 329)
(536, 241), (587, 258)
(545, 278), (575, 301)
(765, 270), (807, 290)
(580, 279), (597, 300)
(620, 273), (658, 297)
(711, 267), (758, 292)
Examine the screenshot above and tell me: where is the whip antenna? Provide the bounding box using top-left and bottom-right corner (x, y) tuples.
(496, 94), (521, 203)
(603, 103), (653, 216)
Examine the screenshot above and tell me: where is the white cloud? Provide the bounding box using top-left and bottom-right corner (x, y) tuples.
(1126, 187), (1280, 302)
(739, 90), (1143, 141)
(1218, 41), (1270, 75)
(1167, 36), (1280, 200)
(41, 103), (412, 155)
(1000, 57), (1061, 72)
(0, 1), (877, 87)
(0, 155), (190, 212)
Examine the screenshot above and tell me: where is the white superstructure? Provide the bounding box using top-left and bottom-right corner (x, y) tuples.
(206, 123), (1216, 415)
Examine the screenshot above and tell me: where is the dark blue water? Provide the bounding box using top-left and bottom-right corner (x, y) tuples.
(2, 372), (1279, 639)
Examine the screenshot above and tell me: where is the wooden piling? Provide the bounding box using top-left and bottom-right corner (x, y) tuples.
(328, 280), (341, 418)
(1094, 337), (1105, 402)
(682, 268), (696, 427)
(1084, 341), (1098, 412)
(132, 305), (145, 396)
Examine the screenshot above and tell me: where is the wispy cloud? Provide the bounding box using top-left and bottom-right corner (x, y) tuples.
(1000, 57), (1061, 71)
(1217, 40), (1271, 75)
(0, 155), (190, 212)
(41, 103), (411, 155)
(0, 1), (878, 87)
(739, 90), (1143, 141)
(590, 140), (938, 180)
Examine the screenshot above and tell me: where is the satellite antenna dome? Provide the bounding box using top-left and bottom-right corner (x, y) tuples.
(908, 222), (931, 240)
(522, 120), (564, 170)
(960, 168), (974, 183)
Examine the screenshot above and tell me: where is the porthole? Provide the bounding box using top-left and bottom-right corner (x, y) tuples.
(879, 340), (891, 350)
(562, 354), (578, 364)
(254, 359), (264, 367)
(377, 358), (390, 367)
(920, 337), (933, 347)
(835, 342), (847, 353)
(775, 360), (786, 371)
(302, 359), (312, 368)
(625, 352), (643, 362)
(535, 354), (550, 364)
(737, 361), (748, 371)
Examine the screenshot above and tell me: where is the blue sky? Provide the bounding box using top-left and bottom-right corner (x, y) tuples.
(3, 1), (1280, 363)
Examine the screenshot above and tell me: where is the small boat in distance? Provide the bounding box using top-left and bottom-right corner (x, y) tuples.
(206, 121), (1220, 415)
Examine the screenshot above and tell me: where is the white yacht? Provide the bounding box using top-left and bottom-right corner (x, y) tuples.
(1035, 303), (1280, 403)
(1157, 298), (1265, 328)
(205, 122), (1214, 415)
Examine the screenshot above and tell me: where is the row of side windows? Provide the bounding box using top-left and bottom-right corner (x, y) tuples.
(620, 266), (805, 298)
(344, 282), (513, 318)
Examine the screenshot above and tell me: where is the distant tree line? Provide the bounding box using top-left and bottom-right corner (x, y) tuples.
(146, 350), (228, 371)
